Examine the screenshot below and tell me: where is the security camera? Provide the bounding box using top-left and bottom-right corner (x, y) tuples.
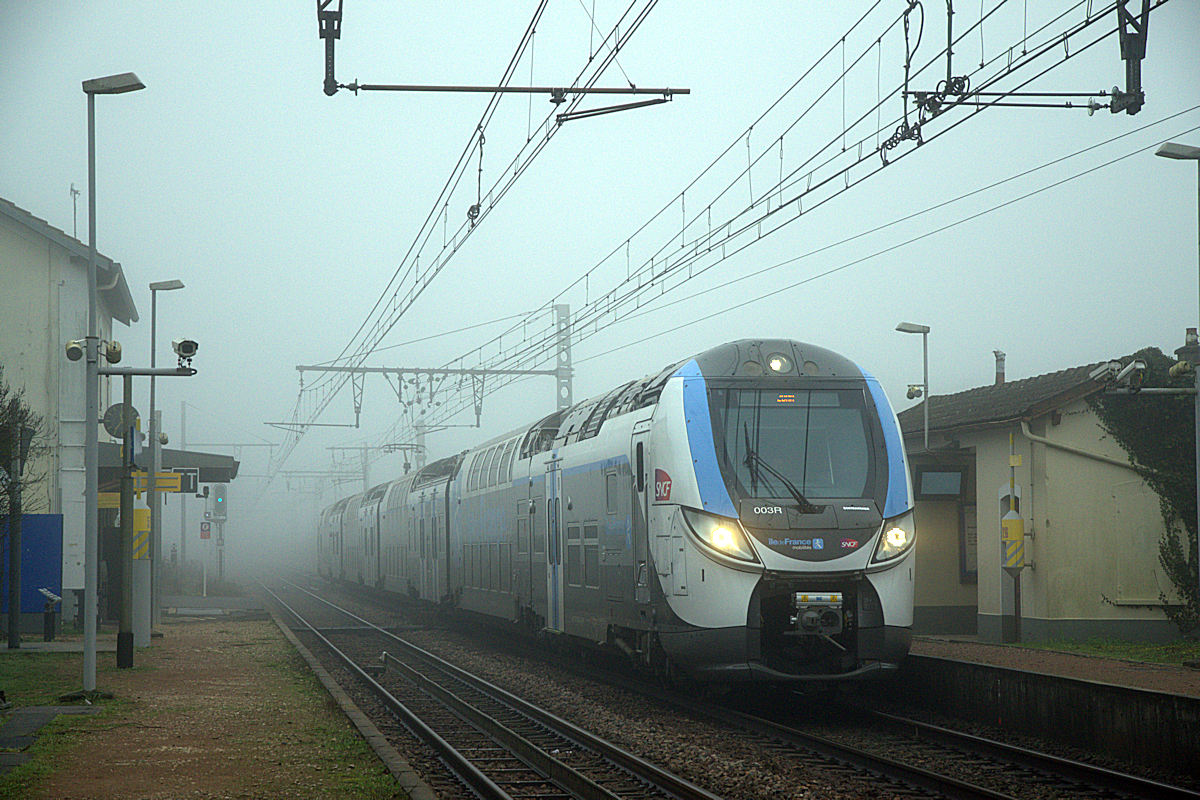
(906, 384), (924, 400)
(172, 338), (199, 359)
(1115, 359), (1147, 389)
(159, 432), (169, 446)
(1169, 360), (1194, 379)
(104, 340), (122, 364)
(1089, 360), (1122, 383)
(65, 340), (85, 361)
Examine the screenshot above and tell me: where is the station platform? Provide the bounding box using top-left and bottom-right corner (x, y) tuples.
(0, 612), (402, 799)
(911, 634), (1200, 698)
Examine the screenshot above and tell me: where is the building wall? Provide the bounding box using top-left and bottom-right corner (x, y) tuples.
(0, 213), (58, 512)
(0, 210), (122, 597)
(966, 400), (1175, 641)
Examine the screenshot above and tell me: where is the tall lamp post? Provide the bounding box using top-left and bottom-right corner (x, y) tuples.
(82, 72), (145, 693)
(896, 321), (931, 452)
(1156, 141), (1200, 608)
(148, 280), (184, 630)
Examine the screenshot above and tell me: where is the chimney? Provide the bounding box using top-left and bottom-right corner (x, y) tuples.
(993, 350), (1006, 385)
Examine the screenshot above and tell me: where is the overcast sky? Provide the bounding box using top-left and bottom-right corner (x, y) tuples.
(3, 2), (1198, 566)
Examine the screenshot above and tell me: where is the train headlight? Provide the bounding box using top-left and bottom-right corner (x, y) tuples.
(681, 508), (759, 563)
(766, 352), (793, 373)
(872, 511), (916, 563)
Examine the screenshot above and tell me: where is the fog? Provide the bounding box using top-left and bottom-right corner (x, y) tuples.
(3, 2), (1198, 577)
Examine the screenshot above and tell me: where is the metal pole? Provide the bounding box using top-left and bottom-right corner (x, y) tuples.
(180, 401), (186, 572)
(922, 330), (930, 452)
(117, 373), (134, 668)
(8, 403), (22, 649)
(83, 91), (99, 692)
(1194, 160), (1199, 608)
(149, 290), (158, 628)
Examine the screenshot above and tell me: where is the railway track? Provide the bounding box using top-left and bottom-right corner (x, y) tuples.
(280, 577), (1200, 799)
(264, 579), (721, 800)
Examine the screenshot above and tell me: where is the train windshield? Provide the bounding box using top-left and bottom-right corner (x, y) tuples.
(708, 388), (875, 500)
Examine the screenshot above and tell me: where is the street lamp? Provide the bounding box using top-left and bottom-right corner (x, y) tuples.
(148, 279), (184, 631)
(82, 71), (145, 693)
(896, 321), (931, 452)
(1156, 141), (1200, 608)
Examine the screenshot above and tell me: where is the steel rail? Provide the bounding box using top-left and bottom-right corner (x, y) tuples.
(379, 651), (624, 800)
(666, 695), (1015, 800)
(260, 583), (512, 800)
(866, 707), (1200, 800)
(284, 578), (723, 800)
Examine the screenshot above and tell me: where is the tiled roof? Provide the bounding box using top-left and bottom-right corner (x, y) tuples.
(897, 362), (1104, 435)
(0, 196), (139, 324)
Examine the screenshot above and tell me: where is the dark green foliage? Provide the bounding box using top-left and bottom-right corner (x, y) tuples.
(1088, 347), (1198, 638)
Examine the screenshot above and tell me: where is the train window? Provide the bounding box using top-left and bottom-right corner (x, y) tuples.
(567, 524), (580, 540)
(605, 473), (617, 514)
(475, 450), (488, 490)
(567, 541), (582, 585)
(470, 452), (485, 491)
(479, 447), (495, 488)
(635, 443), (645, 492)
(517, 516), (528, 554)
(487, 445), (503, 487)
(534, 523), (545, 555)
(501, 439), (517, 484)
(491, 543), (500, 591)
(585, 544), (600, 588)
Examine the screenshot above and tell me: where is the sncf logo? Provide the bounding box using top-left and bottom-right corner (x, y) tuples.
(654, 469), (672, 501)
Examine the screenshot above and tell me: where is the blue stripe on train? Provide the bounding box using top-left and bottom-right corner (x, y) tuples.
(859, 367), (910, 518)
(675, 359), (738, 519)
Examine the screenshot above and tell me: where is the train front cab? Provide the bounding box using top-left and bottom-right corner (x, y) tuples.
(646, 343), (915, 682)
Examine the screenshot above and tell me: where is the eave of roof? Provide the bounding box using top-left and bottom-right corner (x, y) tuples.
(897, 362), (1105, 436)
(0, 196), (139, 325)
(99, 442), (240, 485)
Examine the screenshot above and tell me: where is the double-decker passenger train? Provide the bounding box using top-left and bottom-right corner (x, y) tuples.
(317, 339), (915, 682)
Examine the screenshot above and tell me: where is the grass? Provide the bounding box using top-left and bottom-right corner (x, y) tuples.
(257, 648), (402, 799)
(0, 652), (81, 705)
(1022, 636), (1200, 664)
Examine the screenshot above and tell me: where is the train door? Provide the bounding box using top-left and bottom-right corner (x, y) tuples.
(418, 503), (428, 599)
(338, 510), (346, 581)
(429, 499), (440, 600)
(631, 423), (652, 606)
(528, 485), (546, 624)
(374, 501), (383, 588)
(545, 456), (564, 632)
(441, 482), (453, 603)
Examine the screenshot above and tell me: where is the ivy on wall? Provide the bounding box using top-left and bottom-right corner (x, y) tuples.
(1088, 347), (1198, 638)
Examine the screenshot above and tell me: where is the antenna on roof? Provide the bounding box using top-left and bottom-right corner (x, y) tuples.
(70, 183), (81, 238)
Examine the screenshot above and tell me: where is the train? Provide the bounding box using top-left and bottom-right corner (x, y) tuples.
(317, 339), (915, 682)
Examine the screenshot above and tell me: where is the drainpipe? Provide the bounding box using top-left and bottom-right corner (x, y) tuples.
(1018, 420), (1137, 472)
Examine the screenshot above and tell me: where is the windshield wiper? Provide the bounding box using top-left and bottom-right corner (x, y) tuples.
(742, 423), (822, 514)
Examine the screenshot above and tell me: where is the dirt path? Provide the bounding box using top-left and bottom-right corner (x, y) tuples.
(28, 617), (402, 799)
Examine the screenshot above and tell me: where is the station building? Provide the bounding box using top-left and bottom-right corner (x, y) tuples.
(901, 352), (1180, 643)
(0, 196), (236, 629)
